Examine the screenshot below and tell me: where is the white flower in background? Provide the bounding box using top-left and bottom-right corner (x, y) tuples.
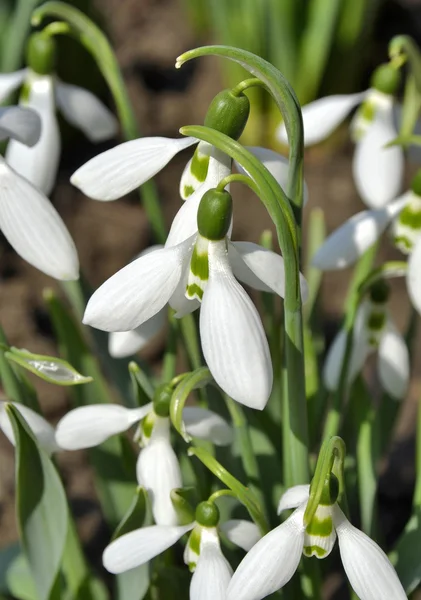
(55, 402), (232, 526)
(0, 400), (59, 455)
(0, 106), (79, 280)
(277, 64), (404, 209)
(1, 33), (117, 195)
(227, 484), (406, 600)
(103, 499), (260, 600)
(324, 292), (409, 399)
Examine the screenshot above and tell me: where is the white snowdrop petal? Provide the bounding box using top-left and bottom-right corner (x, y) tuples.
(83, 239), (193, 332)
(229, 241), (308, 302)
(55, 403), (152, 449)
(200, 241), (273, 410)
(333, 505), (406, 600)
(6, 74), (60, 196)
(0, 107), (41, 146)
(183, 406), (233, 446)
(377, 322), (409, 399)
(136, 420), (182, 526)
(220, 520), (261, 551)
(0, 401), (59, 455)
(235, 147), (309, 205)
(168, 264), (200, 317)
(55, 81), (118, 142)
(226, 504), (306, 600)
(277, 484), (310, 514)
(312, 194), (410, 271)
(277, 92), (367, 146)
(0, 69), (27, 102)
(353, 102), (404, 208)
(103, 523), (194, 574)
(108, 308), (167, 358)
(407, 235), (421, 315)
(71, 136), (197, 201)
(0, 157), (79, 280)
(190, 535), (233, 600)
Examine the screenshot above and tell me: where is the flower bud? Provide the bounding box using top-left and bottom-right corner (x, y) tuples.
(26, 33), (56, 75)
(204, 89), (250, 140)
(370, 63), (401, 95)
(197, 188), (232, 240)
(195, 501), (220, 527)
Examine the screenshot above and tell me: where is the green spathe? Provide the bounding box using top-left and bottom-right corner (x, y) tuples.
(197, 188), (233, 240)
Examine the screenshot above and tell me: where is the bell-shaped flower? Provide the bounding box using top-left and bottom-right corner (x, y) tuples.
(0, 108), (79, 280)
(277, 64), (404, 208)
(0, 400), (59, 455)
(2, 34), (117, 196)
(103, 499), (260, 600)
(323, 292), (409, 399)
(227, 484), (406, 600)
(55, 401), (232, 526)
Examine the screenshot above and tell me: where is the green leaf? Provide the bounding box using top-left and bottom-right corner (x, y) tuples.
(392, 510), (421, 594)
(7, 403), (68, 600)
(4, 550), (37, 600)
(6, 347), (92, 385)
(112, 487), (147, 540)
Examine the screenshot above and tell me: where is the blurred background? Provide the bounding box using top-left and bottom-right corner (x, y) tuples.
(1, 0), (421, 596)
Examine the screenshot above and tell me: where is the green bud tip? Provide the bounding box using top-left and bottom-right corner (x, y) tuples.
(153, 383), (172, 417)
(195, 501), (220, 527)
(369, 279), (390, 304)
(26, 32), (56, 75)
(370, 63), (401, 95)
(204, 89), (250, 140)
(197, 188), (232, 240)
(411, 170), (421, 196)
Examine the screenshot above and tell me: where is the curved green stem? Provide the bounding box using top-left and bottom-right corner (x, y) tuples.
(389, 36), (421, 92)
(231, 77), (265, 96)
(170, 367), (213, 442)
(32, 2), (166, 243)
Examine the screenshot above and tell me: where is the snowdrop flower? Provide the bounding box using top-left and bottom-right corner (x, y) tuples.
(103, 499), (260, 600)
(227, 482), (406, 600)
(56, 397), (232, 526)
(277, 63), (404, 208)
(0, 107), (79, 279)
(0, 400), (59, 455)
(2, 32), (117, 195)
(83, 188), (307, 408)
(324, 283), (409, 399)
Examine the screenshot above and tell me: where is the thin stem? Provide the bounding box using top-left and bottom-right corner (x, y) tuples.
(208, 488), (237, 503)
(231, 77), (265, 96)
(216, 173), (253, 191)
(162, 310), (178, 382)
(0, 0), (41, 72)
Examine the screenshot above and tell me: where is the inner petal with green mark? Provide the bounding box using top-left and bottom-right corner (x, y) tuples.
(303, 504), (336, 559)
(180, 142), (211, 200)
(366, 300), (387, 348)
(184, 525), (201, 572)
(392, 193), (421, 254)
(186, 235), (209, 301)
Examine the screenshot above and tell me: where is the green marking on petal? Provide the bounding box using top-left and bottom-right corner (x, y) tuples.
(394, 235), (414, 252)
(190, 148), (210, 183)
(359, 100), (376, 123)
(186, 235), (209, 301)
(398, 204), (421, 229)
(367, 310), (386, 332)
(142, 411), (155, 440)
(306, 516), (333, 537)
(186, 283), (204, 300)
(183, 185), (195, 198)
(303, 545), (327, 558)
(189, 245), (209, 280)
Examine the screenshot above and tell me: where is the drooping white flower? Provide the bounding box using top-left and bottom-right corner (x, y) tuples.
(227, 485), (406, 600)
(0, 400), (59, 455)
(277, 73), (403, 208)
(2, 68), (117, 195)
(55, 402), (232, 525)
(0, 109), (79, 280)
(323, 296), (409, 399)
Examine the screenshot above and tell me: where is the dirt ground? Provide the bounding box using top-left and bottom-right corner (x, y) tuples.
(0, 0), (420, 596)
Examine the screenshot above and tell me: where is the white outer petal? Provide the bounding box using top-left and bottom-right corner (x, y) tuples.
(0, 69), (27, 102)
(277, 92), (367, 146)
(190, 528), (233, 600)
(183, 406), (233, 446)
(407, 235), (421, 315)
(103, 523), (194, 574)
(136, 418), (182, 526)
(235, 147), (309, 205)
(71, 136), (198, 201)
(108, 308), (167, 358)
(353, 101), (404, 208)
(220, 520), (261, 551)
(377, 321), (409, 399)
(6, 74), (60, 195)
(277, 484), (310, 514)
(0, 107), (41, 146)
(312, 193), (410, 271)
(333, 505), (406, 600)
(55, 403), (152, 450)
(83, 238), (193, 332)
(0, 157), (79, 280)
(55, 81), (118, 142)
(200, 241), (272, 410)
(0, 401), (59, 455)
(226, 504), (306, 600)
(229, 241), (308, 302)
